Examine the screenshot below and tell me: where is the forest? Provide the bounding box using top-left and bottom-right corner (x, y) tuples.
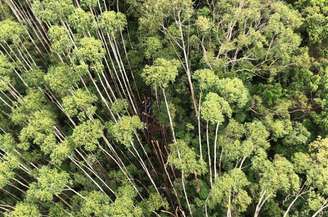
(0, 0), (327, 216)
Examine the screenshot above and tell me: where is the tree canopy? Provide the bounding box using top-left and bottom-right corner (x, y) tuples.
(0, 0), (328, 216)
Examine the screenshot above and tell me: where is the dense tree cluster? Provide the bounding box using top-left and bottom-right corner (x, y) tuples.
(0, 0), (328, 216)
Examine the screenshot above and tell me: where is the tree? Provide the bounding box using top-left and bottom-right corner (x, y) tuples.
(0, 154), (20, 188)
(72, 37), (105, 72)
(108, 184), (143, 217)
(0, 54), (14, 92)
(99, 11), (127, 35)
(108, 116), (143, 148)
(48, 25), (73, 54)
(11, 90), (49, 124)
(139, 191), (169, 215)
(142, 58), (180, 89)
(80, 191), (111, 217)
(44, 64), (80, 96)
(201, 92), (232, 125)
(0, 133), (15, 153)
(32, 0), (74, 23)
(50, 139), (72, 165)
(22, 68), (45, 88)
(68, 8), (96, 35)
(26, 166), (70, 202)
(110, 98), (129, 114)
(201, 92), (232, 179)
(6, 203), (41, 217)
(216, 78), (249, 109)
(252, 153), (300, 217)
(245, 120), (270, 151)
(0, 19), (25, 44)
(19, 110), (56, 154)
(62, 89), (98, 121)
(143, 36), (163, 60)
(218, 119), (250, 163)
(193, 69), (219, 93)
(71, 119), (104, 151)
(167, 139), (207, 176)
(208, 168), (251, 216)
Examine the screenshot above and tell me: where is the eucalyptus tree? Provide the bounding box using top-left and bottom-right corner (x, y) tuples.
(0, 54), (14, 92)
(62, 89), (98, 121)
(71, 119), (104, 152)
(193, 69), (219, 162)
(168, 139), (207, 176)
(252, 152), (300, 217)
(48, 25), (73, 55)
(72, 37), (105, 73)
(201, 92), (231, 181)
(5, 202), (41, 217)
(44, 64), (79, 96)
(142, 58), (180, 141)
(32, 0), (74, 24)
(68, 8), (96, 36)
(208, 168), (251, 216)
(107, 115), (143, 148)
(26, 166), (70, 202)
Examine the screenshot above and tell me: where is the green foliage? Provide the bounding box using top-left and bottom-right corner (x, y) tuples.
(6, 203), (41, 217)
(193, 69), (219, 92)
(196, 15), (212, 32)
(143, 36), (163, 59)
(153, 100), (177, 126)
(218, 119), (252, 162)
(252, 153), (300, 195)
(140, 192), (169, 215)
(168, 140), (207, 176)
(1, 0), (328, 216)
(108, 184), (143, 217)
(71, 119), (104, 151)
(142, 58), (180, 89)
(297, 137), (328, 194)
(80, 0), (98, 9)
(48, 204), (67, 217)
(217, 78), (249, 109)
(99, 11), (127, 35)
(45, 64), (79, 96)
(32, 0), (74, 23)
(208, 168), (251, 213)
(139, 0), (193, 32)
(11, 90), (49, 124)
(0, 19), (25, 44)
(245, 120), (270, 150)
(68, 8), (96, 35)
(50, 139), (72, 165)
(0, 133), (15, 153)
(283, 122), (311, 146)
(80, 191), (111, 217)
(264, 114), (293, 140)
(26, 166), (70, 202)
(295, 0), (328, 50)
(19, 110), (56, 154)
(108, 116), (143, 148)
(48, 25), (73, 54)
(22, 68), (45, 88)
(201, 92), (232, 125)
(62, 89), (98, 120)
(0, 54), (14, 91)
(72, 37), (105, 72)
(110, 98), (129, 114)
(0, 154), (20, 188)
